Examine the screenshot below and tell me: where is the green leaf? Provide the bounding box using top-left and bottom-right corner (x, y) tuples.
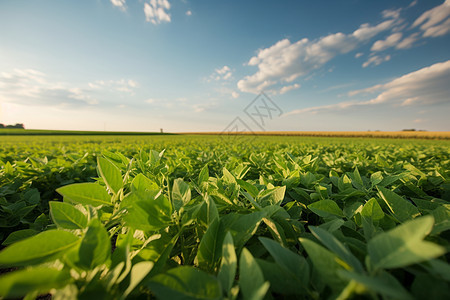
(197, 217), (226, 271)
(308, 199), (344, 218)
(300, 237), (348, 291)
(78, 219), (111, 269)
(370, 171), (383, 186)
(198, 164), (209, 185)
(121, 261), (154, 300)
(218, 232), (237, 295)
(98, 157), (122, 194)
(256, 259), (305, 295)
(148, 266), (221, 300)
(239, 248), (270, 300)
(431, 204), (450, 235)
(123, 193), (172, 232)
(237, 179), (259, 199)
(361, 198), (384, 221)
(368, 215), (446, 270)
(172, 178), (191, 211)
(377, 186), (420, 222)
(57, 183), (111, 206)
(2, 229), (38, 246)
(258, 186), (286, 206)
(131, 173), (158, 192)
(0, 230), (79, 267)
(50, 201), (88, 229)
(309, 226), (363, 273)
(259, 237), (310, 288)
(221, 211), (266, 250)
(338, 270), (412, 300)
(0, 267), (72, 298)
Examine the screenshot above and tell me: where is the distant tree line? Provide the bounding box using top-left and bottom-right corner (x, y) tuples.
(0, 123), (25, 129)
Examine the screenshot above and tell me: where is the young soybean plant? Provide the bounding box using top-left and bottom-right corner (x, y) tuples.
(0, 155), (156, 299)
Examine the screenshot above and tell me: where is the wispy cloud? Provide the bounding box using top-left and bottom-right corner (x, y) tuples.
(209, 66), (233, 81)
(362, 54), (391, 68)
(237, 12), (400, 94)
(412, 0), (450, 37)
(111, 0), (127, 11)
(0, 69), (98, 107)
(371, 32), (403, 51)
(144, 0), (171, 24)
(279, 83), (300, 95)
(284, 60), (450, 116)
(186, 10), (192, 16)
(0, 69), (139, 108)
(88, 79), (138, 94)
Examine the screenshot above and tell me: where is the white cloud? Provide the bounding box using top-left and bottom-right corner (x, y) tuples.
(186, 10), (192, 16)
(144, 0), (171, 24)
(285, 60), (450, 116)
(382, 8), (401, 20)
(408, 0), (418, 8)
(355, 52), (364, 58)
(88, 79), (138, 94)
(371, 32), (403, 51)
(279, 83), (300, 95)
(193, 102), (216, 113)
(237, 13), (400, 94)
(396, 32), (420, 49)
(210, 66), (233, 81)
(412, 0), (450, 37)
(362, 54), (391, 68)
(352, 19), (397, 41)
(0, 69), (99, 107)
(231, 91), (239, 99)
(111, 0), (126, 11)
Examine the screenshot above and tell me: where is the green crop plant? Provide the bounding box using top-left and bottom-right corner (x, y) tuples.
(0, 135), (449, 299)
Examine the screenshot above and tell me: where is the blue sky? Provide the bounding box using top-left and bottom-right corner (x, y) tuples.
(0, 0), (449, 132)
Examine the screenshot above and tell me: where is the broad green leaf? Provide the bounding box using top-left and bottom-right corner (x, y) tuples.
(361, 198), (384, 221)
(256, 259), (305, 295)
(309, 226), (363, 273)
(2, 229), (38, 245)
(308, 199), (344, 218)
(338, 270), (412, 300)
(172, 178), (191, 211)
(78, 219), (111, 269)
(148, 266), (221, 300)
(370, 171), (383, 186)
(98, 157), (122, 194)
(97, 157), (123, 194)
(198, 164), (209, 185)
(57, 183), (111, 206)
(237, 179), (259, 198)
(259, 237), (310, 287)
(368, 215), (445, 269)
(377, 186), (420, 222)
(431, 204), (450, 235)
(258, 186), (286, 206)
(300, 237), (348, 291)
(50, 201), (88, 229)
(239, 248), (270, 300)
(123, 193), (172, 232)
(221, 211), (266, 250)
(0, 230), (79, 266)
(0, 267), (71, 298)
(197, 217), (226, 271)
(121, 261), (154, 300)
(130, 174), (160, 199)
(218, 232), (237, 295)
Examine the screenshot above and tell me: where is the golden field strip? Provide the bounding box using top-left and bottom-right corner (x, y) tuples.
(180, 131), (450, 139)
